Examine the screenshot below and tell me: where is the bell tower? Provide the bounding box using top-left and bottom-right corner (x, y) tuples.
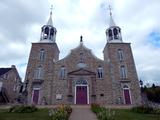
(40, 7), (57, 42)
(24, 6), (59, 105)
(105, 6), (122, 43)
(103, 5), (141, 105)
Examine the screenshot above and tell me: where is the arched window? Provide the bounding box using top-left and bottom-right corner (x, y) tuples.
(44, 27), (49, 39)
(113, 28), (118, 39)
(60, 66), (66, 80)
(97, 66), (103, 79)
(34, 66), (43, 79)
(120, 65), (127, 79)
(117, 49), (124, 61)
(50, 28), (54, 39)
(39, 49), (45, 61)
(108, 29), (112, 40)
(0, 82), (3, 91)
(76, 79), (87, 85)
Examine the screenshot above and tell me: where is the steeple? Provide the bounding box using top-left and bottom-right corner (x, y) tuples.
(109, 5), (116, 27)
(105, 5), (122, 43)
(40, 5), (57, 43)
(47, 8), (53, 26)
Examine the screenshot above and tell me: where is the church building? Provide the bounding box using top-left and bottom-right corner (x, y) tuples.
(24, 8), (141, 105)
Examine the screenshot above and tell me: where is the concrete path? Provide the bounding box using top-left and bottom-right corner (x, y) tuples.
(69, 105), (97, 120)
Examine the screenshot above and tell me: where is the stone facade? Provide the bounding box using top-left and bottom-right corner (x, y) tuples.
(24, 11), (141, 106)
(0, 65), (22, 104)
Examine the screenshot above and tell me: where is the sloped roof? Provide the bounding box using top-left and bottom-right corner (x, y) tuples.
(0, 68), (12, 76)
(58, 42), (103, 62)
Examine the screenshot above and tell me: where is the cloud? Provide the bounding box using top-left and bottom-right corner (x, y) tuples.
(0, 0), (160, 85)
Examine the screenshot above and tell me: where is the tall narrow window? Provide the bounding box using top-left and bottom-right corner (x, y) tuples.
(44, 27), (49, 39)
(120, 65), (127, 79)
(0, 82), (3, 91)
(34, 67), (43, 79)
(60, 66), (66, 79)
(97, 67), (103, 79)
(108, 29), (113, 40)
(39, 49), (45, 61)
(118, 49), (124, 61)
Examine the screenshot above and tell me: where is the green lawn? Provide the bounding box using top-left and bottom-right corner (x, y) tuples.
(114, 109), (160, 120)
(0, 108), (159, 120)
(0, 109), (50, 120)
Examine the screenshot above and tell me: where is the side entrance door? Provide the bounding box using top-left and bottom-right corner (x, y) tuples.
(76, 86), (87, 104)
(124, 89), (131, 104)
(32, 90), (39, 104)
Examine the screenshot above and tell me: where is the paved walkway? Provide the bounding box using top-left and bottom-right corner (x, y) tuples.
(69, 105), (97, 120)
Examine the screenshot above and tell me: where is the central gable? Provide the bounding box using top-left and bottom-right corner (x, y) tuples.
(68, 68), (96, 76)
(58, 42), (103, 63)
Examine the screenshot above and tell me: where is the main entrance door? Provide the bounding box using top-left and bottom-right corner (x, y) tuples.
(76, 86), (87, 104)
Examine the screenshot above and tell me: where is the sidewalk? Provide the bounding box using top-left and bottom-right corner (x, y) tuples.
(69, 105), (97, 120)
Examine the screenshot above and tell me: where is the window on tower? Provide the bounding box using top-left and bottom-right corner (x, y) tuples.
(97, 66), (103, 79)
(120, 65), (127, 79)
(60, 66), (66, 80)
(50, 28), (54, 40)
(113, 28), (118, 39)
(44, 27), (49, 39)
(34, 66), (44, 79)
(108, 29), (113, 40)
(39, 49), (45, 61)
(117, 49), (124, 61)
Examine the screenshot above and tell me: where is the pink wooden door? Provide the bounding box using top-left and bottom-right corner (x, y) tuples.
(76, 86), (87, 104)
(32, 90), (39, 104)
(124, 89), (131, 104)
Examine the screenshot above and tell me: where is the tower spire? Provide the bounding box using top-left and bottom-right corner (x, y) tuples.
(108, 5), (116, 27)
(47, 5), (53, 26)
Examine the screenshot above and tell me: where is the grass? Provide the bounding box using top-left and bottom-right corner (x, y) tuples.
(114, 109), (160, 120)
(0, 108), (159, 120)
(0, 108), (50, 120)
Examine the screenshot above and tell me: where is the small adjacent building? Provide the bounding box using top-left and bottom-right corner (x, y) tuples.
(24, 9), (141, 105)
(0, 65), (22, 104)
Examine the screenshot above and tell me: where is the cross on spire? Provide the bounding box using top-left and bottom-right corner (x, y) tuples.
(108, 5), (112, 16)
(50, 5), (53, 16)
(80, 35), (83, 43)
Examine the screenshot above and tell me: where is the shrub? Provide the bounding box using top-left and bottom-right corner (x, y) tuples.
(9, 105), (38, 113)
(91, 103), (115, 120)
(52, 109), (68, 120)
(64, 105), (72, 115)
(91, 103), (101, 115)
(49, 105), (72, 120)
(97, 108), (115, 120)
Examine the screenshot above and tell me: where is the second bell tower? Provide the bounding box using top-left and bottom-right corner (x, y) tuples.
(24, 7), (59, 105)
(103, 6), (141, 105)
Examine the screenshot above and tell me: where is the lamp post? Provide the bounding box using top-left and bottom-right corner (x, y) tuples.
(139, 79), (143, 92)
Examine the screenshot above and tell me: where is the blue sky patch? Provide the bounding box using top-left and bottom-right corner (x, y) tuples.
(148, 31), (160, 47)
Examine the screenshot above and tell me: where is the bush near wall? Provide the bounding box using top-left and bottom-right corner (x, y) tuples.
(91, 103), (115, 120)
(49, 104), (72, 120)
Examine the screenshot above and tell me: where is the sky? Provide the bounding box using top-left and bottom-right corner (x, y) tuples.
(0, 0), (160, 86)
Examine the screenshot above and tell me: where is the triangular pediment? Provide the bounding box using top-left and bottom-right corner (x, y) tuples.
(68, 68), (96, 75)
